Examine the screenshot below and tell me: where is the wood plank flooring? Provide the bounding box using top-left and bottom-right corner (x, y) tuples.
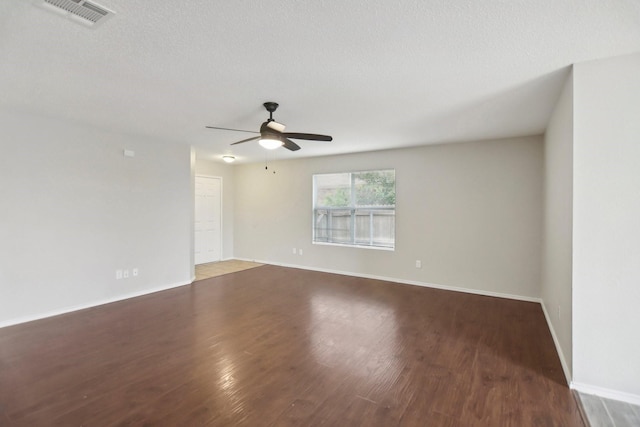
(0, 265), (584, 426)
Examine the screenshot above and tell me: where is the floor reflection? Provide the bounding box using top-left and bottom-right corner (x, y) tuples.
(309, 292), (401, 383)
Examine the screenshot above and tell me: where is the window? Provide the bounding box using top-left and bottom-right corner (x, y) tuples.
(313, 169), (395, 249)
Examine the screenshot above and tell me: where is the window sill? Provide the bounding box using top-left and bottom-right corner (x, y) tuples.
(312, 241), (395, 251)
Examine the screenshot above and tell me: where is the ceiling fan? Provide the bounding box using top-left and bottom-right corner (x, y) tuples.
(206, 102), (332, 151)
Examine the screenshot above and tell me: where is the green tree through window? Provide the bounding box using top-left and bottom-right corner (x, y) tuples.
(354, 170), (396, 206)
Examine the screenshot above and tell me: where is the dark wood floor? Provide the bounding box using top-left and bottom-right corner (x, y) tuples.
(0, 265), (584, 426)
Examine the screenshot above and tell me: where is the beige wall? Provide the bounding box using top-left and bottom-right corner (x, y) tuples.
(541, 70), (574, 381)
(572, 52), (640, 398)
(234, 136), (543, 299)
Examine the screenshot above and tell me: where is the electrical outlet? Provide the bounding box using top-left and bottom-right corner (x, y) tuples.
(123, 269), (129, 279)
(132, 268), (139, 277)
(299, 249), (303, 255)
(415, 260), (422, 268)
(116, 269), (123, 280)
(292, 248), (297, 254)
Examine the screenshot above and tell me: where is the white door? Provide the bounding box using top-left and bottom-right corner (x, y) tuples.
(195, 176), (222, 265)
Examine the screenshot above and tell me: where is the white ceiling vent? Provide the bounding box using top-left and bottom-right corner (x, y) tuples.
(38, 0), (114, 28)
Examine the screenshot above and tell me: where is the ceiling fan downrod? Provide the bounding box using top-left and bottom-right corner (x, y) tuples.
(263, 102), (279, 122)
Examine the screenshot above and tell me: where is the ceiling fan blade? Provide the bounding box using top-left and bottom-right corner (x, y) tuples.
(282, 132), (332, 142)
(266, 121), (286, 132)
(282, 138), (301, 151)
(230, 136), (260, 145)
(206, 126), (259, 134)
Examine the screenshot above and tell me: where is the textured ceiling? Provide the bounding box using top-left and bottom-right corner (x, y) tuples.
(1, 0), (639, 163)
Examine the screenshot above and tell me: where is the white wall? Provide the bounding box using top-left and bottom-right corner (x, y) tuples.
(541, 71), (574, 381)
(0, 110), (193, 326)
(189, 148), (196, 279)
(234, 136), (543, 299)
(572, 52), (640, 399)
(195, 158), (235, 260)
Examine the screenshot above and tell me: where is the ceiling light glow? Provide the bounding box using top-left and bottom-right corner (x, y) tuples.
(258, 137), (282, 150)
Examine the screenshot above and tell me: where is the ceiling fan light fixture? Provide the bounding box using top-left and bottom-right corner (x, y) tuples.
(206, 102), (332, 153)
(258, 137), (282, 150)
(222, 155), (235, 163)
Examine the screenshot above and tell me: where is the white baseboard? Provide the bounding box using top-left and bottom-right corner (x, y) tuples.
(0, 279), (193, 329)
(540, 301), (572, 386)
(234, 258), (541, 303)
(572, 382), (640, 406)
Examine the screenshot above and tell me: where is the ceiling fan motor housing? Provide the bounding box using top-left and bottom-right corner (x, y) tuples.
(263, 102), (279, 113)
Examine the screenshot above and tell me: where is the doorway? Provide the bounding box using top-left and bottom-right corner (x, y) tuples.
(194, 175), (222, 265)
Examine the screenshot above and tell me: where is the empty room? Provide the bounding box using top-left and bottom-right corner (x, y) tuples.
(1, 1), (639, 426)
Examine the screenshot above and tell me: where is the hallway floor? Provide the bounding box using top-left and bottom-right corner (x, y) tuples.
(195, 259), (263, 281)
(578, 392), (640, 427)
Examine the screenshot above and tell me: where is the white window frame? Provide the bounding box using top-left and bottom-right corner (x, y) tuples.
(312, 169), (395, 250)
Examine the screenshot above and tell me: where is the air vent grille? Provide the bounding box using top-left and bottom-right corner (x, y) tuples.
(40, 0), (114, 27)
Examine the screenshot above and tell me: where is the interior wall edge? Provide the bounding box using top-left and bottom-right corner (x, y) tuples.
(540, 298), (572, 385)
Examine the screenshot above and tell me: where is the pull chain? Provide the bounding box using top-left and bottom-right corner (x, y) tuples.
(264, 152), (276, 174)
